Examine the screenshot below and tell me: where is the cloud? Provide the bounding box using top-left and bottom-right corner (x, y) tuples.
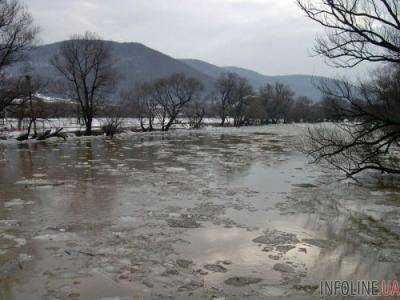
(23, 0), (367, 78)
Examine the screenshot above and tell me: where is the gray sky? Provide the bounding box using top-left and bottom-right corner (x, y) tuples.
(24, 0), (369, 78)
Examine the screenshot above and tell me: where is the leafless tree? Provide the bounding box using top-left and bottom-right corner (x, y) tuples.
(214, 72), (253, 127)
(214, 72), (237, 126)
(129, 82), (157, 132)
(22, 74), (46, 137)
(319, 96), (348, 122)
(231, 78), (254, 127)
(101, 106), (124, 138)
(304, 64), (400, 176)
(245, 95), (267, 125)
(0, 76), (26, 114)
(298, 0), (400, 176)
(127, 73), (203, 132)
(0, 0), (37, 113)
(298, 0), (400, 68)
(260, 83), (294, 124)
(152, 73), (203, 131)
(186, 100), (206, 129)
(288, 96), (315, 123)
(51, 32), (118, 135)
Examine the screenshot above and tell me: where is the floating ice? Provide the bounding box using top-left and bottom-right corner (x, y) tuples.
(4, 199), (33, 208)
(33, 233), (78, 242)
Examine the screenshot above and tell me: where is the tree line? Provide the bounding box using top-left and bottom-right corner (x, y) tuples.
(0, 0), (348, 140)
(124, 71), (343, 132)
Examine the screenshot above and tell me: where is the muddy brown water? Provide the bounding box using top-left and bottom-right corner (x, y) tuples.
(0, 125), (399, 299)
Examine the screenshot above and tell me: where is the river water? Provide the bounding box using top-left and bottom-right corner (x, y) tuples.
(0, 125), (399, 299)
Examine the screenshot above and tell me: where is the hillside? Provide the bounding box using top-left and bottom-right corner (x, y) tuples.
(180, 59), (328, 100)
(8, 41), (329, 101)
(9, 41), (215, 99)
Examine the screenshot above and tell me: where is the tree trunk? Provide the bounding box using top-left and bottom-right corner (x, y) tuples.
(85, 117), (93, 135)
(220, 116), (226, 127)
(18, 118), (23, 131)
(164, 115), (176, 132)
(140, 116), (146, 132)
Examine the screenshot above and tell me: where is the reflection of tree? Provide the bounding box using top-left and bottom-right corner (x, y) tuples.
(218, 135), (260, 180)
(0, 280), (12, 300)
(67, 175), (119, 228)
(297, 189), (398, 282)
(62, 140), (120, 230)
(17, 144), (33, 179)
(180, 133), (255, 180)
(73, 140), (95, 181)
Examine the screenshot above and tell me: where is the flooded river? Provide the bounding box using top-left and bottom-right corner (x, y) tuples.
(0, 125), (399, 299)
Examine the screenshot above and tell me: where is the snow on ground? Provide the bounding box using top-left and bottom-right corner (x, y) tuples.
(0, 117), (229, 139)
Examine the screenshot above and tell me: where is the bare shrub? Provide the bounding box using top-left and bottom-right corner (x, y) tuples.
(186, 101), (206, 129)
(101, 108), (124, 137)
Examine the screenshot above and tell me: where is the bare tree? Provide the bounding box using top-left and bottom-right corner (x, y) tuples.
(51, 32), (118, 135)
(304, 64), (400, 176)
(101, 106), (124, 138)
(0, 0), (37, 113)
(297, 0), (400, 68)
(260, 83), (294, 124)
(127, 73), (203, 132)
(186, 100), (206, 129)
(0, 76), (26, 114)
(214, 72), (237, 126)
(288, 96), (315, 123)
(130, 82), (157, 132)
(319, 96), (348, 122)
(298, 0), (400, 176)
(245, 95), (267, 125)
(22, 74), (46, 137)
(214, 72), (253, 127)
(153, 73), (203, 131)
(231, 77), (254, 127)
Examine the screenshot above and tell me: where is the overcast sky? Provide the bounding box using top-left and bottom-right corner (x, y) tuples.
(24, 0), (369, 78)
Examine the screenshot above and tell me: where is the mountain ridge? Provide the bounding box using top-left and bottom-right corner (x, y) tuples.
(9, 40), (328, 101)
(180, 59), (328, 100)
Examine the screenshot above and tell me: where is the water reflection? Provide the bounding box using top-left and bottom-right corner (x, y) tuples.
(0, 128), (399, 298)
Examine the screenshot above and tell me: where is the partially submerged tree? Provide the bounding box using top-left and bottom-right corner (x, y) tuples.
(214, 73), (237, 126)
(185, 100), (206, 129)
(51, 32), (118, 135)
(288, 96), (315, 123)
(230, 78), (254, 127)
(153, 73), (203, 131)
(127, 83), (156, 132)
(245, 95), (267, 125)
(260, 83), (294, 124)
(298, 0), (400, 176)
(101, 106), (124, 138)
(14, 74), (45, 137)
(128, 73), (203, 132)
(0, 0), (37, 113)
(214, 72), (253, 127)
